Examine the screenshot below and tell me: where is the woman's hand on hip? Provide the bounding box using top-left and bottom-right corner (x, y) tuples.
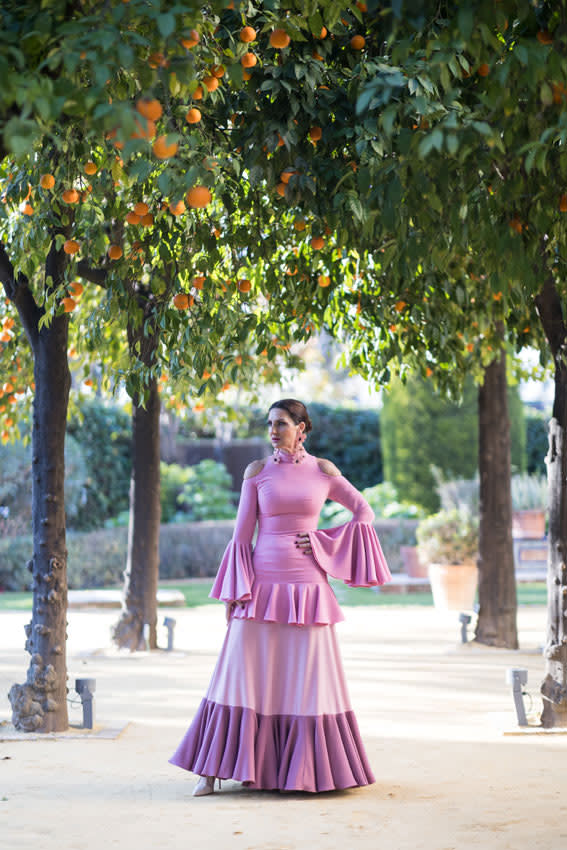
(295, 533), (313, 555)
(225, 600), (245, 623)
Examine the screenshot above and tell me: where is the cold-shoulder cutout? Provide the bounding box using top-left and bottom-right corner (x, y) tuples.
(243, 458), (267, 479)
(317, 457), (341, 477)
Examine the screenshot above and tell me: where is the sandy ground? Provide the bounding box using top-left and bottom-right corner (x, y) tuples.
(0, 602), (566, 850)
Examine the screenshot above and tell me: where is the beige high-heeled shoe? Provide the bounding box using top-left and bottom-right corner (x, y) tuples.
(192, 775), (221, 797)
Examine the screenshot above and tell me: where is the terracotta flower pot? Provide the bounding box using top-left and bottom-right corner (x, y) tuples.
(400, 545), (429, 578)
(427, 562), (478, 612)
(511, 510), (545, 540)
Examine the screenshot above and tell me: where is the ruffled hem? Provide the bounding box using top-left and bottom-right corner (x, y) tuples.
(209, 541), (254, 603)
(309, 521), (392, 587)
(169, 699), (375, 792)
(231, 581), (344, 626)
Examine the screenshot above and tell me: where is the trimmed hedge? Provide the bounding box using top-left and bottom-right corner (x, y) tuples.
(0, 518), (415, 592)
(381, 374), (525, 513)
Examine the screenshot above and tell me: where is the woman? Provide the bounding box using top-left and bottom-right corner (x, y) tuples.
(169, 399), (391, 795)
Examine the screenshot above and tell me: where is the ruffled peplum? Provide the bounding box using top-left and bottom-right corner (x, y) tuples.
(209, 541), (254, 603)
(231, 580), (344, 626)
(169, 698), (375, 792)
(309, 521), (392, 587)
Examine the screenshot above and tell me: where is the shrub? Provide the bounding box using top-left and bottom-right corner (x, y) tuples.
(160, 459), (237, 523)
(320, 481), (423, 526)
(67, 399), (131, 529)
(177, 459), (238, 521)
(525, 410), (548, 476)
(303, 403), (382, 491)
(0, 432), (89, 533)
(381, 374), (525, 513)
(0, 515), (415, 590)
(160, 461), (193, 523)
(416, 508), (479, 566)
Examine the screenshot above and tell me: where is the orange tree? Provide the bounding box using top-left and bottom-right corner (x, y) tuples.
(204, 0), (567, 719)
(0, 0), (356, 732)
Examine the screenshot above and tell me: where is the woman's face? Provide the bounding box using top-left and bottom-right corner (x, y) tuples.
(268, 407), (304, 453)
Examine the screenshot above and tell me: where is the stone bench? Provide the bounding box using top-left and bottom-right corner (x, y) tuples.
(67, 589), (186, 609)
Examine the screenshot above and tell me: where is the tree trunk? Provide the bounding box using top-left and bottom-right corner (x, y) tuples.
(112, 328), (161, 651)
(540, 365), (567, 726)
(8, 315), (71, 732)
(474, 348), (518, 648)
(535, 273), (567, 726)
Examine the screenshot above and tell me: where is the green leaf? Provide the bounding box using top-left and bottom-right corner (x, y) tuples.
(158, 12), (176, 39)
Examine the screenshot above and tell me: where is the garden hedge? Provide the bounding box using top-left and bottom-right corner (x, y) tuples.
(0, 518), (416, 592)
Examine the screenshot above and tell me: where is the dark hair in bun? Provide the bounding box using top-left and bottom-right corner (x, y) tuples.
(268, 399), (313, 433)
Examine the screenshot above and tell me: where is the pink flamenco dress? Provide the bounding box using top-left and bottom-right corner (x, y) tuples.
(169, 450), (391, 792)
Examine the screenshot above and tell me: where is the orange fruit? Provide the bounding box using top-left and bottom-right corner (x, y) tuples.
(478, 63), (490, 77)
(62, 188), (80, 204)
(240, 26), (257, 43)
(133, 202), (149, 216)
(356, 1), (368, 10)
(69, 281), (84, 297)
(318, 274), (330, 287)
(20, 202), (34, 216)
(311, 236), (325, 250)
(186, 107), (202, 124)
(62, 297), (77, 313)
(192, 275), (205, 289)
(140, 212), (154, 226)
(181, 29), (200, 49)
(270, 29), (290, 49)
(316, 26), (327, 38)
(84, 161), (98, 175)
(560, 194), (567, 212)
(126, 211), (141, 225)
(193, 85), (204, 100)
(238, 278), (251, 292)
(131, 117), (156, 139)
(312, 50), (324, 61)
(136, 98), (163, 121)
(186, 185), (212, 208)
(308, 126), (322, 143)
(294, 218), (306, 231)
(235, 355), (243, 365)
(350, 35), (366, 50)
(242, 70), (252, 81)
(276, 182), (286, 197)
(63, 239), (80, 255)
(509, 217), (523, 233)
(152, 135), (178, 159)
(173, 293), (190, 309)
(241, 52), (257, 68)
(394, 300), (407, 312)
(108, 244), (123, 260)
(202, 75), (219, 92)
(280, 170), (297, 184)
(211, 64), (225, 78)
(537, 29), (553, 45)
(148, 52), (168, 69)
(40, 174), (55, 189)
(169, 200), (186, 215)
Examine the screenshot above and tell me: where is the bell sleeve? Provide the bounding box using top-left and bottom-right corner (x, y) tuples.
(209, 476), (257, 603)
(308, 475), (392, 587)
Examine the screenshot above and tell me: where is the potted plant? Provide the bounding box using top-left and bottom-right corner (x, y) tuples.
(510, 474), (547, 539)
(416, 507), (479, 611)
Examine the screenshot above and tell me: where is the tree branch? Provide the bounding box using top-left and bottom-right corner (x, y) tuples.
(76, 260), (108, 288)
(0, 242), (41, 347)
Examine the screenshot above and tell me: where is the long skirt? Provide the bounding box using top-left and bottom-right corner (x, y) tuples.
(169, 618), (375, 792)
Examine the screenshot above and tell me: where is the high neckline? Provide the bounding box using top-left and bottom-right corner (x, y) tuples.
(273, 446), (307, 465)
